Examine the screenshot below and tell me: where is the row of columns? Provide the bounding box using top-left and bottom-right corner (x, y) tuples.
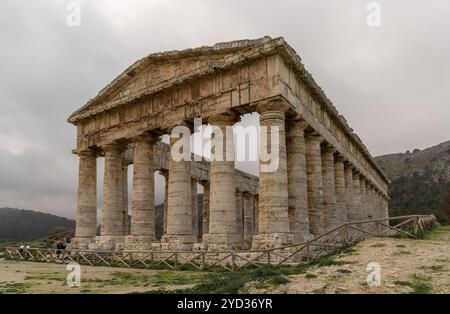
(74, 99), (389, 251)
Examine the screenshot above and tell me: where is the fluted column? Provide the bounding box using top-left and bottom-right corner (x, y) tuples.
(252, 100), (292, 248)
(122, 159), (129, 235)
(74, 149), (97, 246)
(200, 181), (210, 239)
(305, 133), (324, 236)
(243, 192), (254, 246)
(204, 113), (239, 249)
(191, 179), (199, 241)
(102, 143), (125, 237)
(128, 135), (157, 242)
(286, 119), (310, 242)
(334, 156), (346, 226)
(359, 176), (367, 221)
(254, 194), (259, 235)
(352, 170), (361, 221)
(322, 145), (337, 231)
(161, 170), (169, 235)
(344, 163), (354, 223)
(162, 126), (194, 249)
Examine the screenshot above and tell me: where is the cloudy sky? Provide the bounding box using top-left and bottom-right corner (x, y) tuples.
(0, 0), (449, 219)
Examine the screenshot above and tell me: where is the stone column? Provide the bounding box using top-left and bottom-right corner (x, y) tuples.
(73, 149), (97, 248)
(254, 194), (259, 235)
(236, 189), (244, 245)
(305, 133), (324, 236)
(101, 143), (125, 237)
(286, 119), (310, 242)
(200, 181), (210, 239)
(334, 155), (346, 226)
(344, 163), (354, 223)
(352, 170), (361, 221)
(359, 176), (367, 221)
(122, 159), (129, 235)
(191, 179), (198, 241)
(161, 170), (169, 235)
(243, 192), (254, 247)
(322, 145), (337, 231)
(204, 113), (239, 250)
(367, 184), (374, 219)
(252, 100), (292, 249)
(161, 126), (194, 250)
(125, 135), (157, 250)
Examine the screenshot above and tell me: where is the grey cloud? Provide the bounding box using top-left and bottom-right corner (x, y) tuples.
(0, 0), (448, 218)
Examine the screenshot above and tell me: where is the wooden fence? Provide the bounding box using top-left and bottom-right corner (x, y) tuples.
(4, 214), (436, 272)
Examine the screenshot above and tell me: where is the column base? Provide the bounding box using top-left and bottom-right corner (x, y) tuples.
(203, 233), (242, 251)
(251, 233), (294, 250)
(124, 235), (157, 252)
(69, 237), (95, 250)
(292, 233), (313, 244)
(160, 234), (195, 251)
(94, 235), (125, 251)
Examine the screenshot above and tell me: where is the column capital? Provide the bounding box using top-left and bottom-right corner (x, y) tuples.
(334, 154), (346, 163)
(305, 133), (323, 144)
(208, 112), (238, 127)
(132, 132), (160, 144)
(256, 98), (290, 115)
(322, 144), (336, 155)
(287, 119), (309, 135)
(103, 142), (127, 154)
(75, 148), (97, 158)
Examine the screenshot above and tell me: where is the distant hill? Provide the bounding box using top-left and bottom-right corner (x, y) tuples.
(374, 140), (450, 223)
(0, 208), (75, 241)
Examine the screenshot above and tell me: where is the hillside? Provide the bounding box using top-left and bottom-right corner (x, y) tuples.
(374, 140), (450, 223)
(0, 208), (75, 241)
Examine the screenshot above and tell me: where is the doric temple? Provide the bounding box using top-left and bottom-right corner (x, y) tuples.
(68, 37), (389, 252)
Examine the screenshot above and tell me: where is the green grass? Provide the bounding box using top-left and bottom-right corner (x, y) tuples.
(336, 268), (352, 274)
(393, 276), (433, 294)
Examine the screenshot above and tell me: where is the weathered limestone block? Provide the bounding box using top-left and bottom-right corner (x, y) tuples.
(204, 113), (240, 250)
(73, 149), (97, 249)
(334, 155), (346, 226)
(321, 145), (337, 231)
(125, 134), (157, 251)
(305, 133), (324, 236)
(286, 119), (310, 242)
(252, 100), (292, 249)
(161, 130), (194, 250)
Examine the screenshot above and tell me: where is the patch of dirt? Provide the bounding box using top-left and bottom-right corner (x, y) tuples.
(250, 226), (450, 294)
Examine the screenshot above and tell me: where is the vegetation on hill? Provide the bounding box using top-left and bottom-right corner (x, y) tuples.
(374, 140), (450, 224)
(0, 208), (74, 241)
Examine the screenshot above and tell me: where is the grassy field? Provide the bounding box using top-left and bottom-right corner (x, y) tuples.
(0, 226), (448, 294)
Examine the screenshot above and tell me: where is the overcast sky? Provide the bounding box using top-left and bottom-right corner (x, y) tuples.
(0, 0), (449, 219)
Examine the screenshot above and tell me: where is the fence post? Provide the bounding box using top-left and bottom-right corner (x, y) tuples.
(231, 252), (236, 272)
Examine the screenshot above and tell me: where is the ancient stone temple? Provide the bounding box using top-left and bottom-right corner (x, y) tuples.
(68, 37), (389, 252)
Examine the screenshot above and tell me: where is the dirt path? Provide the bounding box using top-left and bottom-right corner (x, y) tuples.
(248, 226), (450, 294)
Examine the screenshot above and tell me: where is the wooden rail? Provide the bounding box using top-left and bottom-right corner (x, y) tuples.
(4, 215), (436, 272)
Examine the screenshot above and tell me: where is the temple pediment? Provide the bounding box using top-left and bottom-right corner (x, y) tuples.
(68, 36), (283, 124)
